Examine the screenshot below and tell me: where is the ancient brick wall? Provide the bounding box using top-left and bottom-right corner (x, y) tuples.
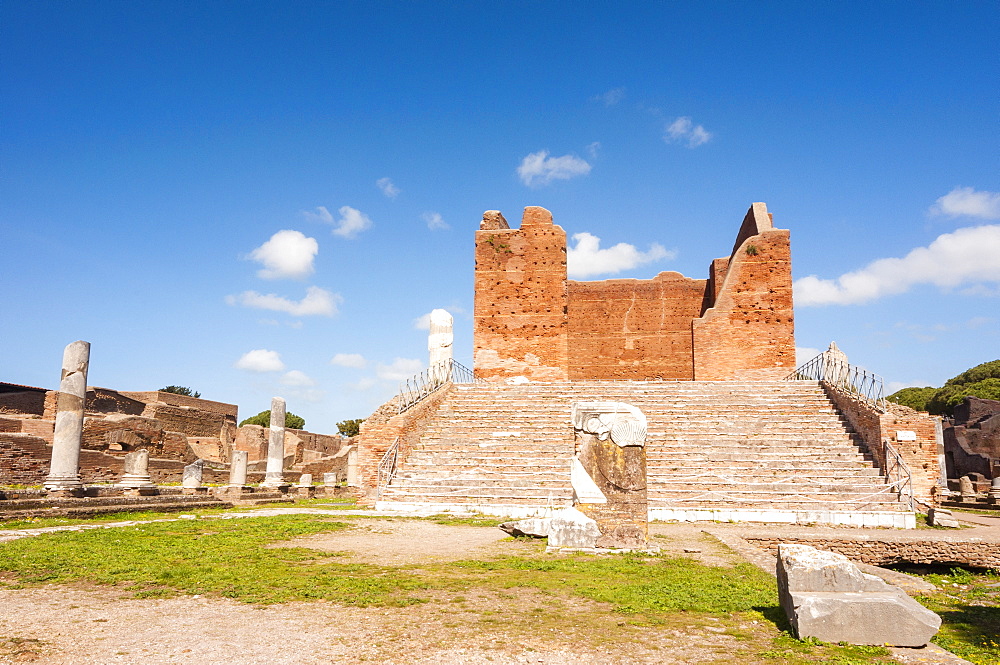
(139, 402), (231, 438)
(0, 387), (46, 416)
(473, 207), (569, 381)
(472, 202), (796, 382)
(746, 536), (999, 569)
(567, 272), (706, 380)
(120, 391), (239, 418)
(824, 386), (942, 504)
(357, 384), (456, 493)
(692, 204), (795, 380)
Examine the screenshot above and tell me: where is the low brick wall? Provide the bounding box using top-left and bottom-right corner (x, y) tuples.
(745, 535), (1000, 569)
(823, 385), (942, 505)
(357, 385), (456, 494)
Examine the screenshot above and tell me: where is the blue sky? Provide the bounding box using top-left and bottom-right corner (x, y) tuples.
(2, 2), (998, 434)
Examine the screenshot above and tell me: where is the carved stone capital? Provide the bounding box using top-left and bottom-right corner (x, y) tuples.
(571, 401), (647, 448)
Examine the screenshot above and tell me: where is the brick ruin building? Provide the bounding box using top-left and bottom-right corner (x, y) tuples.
(360, 201), (944, 527)
(0, 382), (347, 486)
(473, 202), (795, 382)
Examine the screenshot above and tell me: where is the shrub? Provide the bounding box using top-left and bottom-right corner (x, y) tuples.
(239, 410), (306, 430)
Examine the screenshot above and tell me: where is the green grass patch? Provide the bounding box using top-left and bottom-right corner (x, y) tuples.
(450, 552), (775, 615)
(913, 568), (1000, 665)
(0, 514), (426, 605)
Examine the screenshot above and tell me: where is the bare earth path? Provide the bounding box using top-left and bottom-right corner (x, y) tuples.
(0, 508), (982, 664)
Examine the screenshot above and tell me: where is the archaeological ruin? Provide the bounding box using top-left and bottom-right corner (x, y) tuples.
(358, 202), (957, 534)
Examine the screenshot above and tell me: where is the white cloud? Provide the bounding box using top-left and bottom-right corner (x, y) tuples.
(516, 150), (591, 187)
(595, 87), (625, 106)
(664, 116), (712, 148)
(280, 370), (316, 387)
(331, 353), (366, 368)
(226, 285), (342, 317)
(795, 347), (822, 366)
(376, 357), (424, 382)
(586, 142), (601, 159)
(377, 177), (400, 199)
(566, 232), (674, 279)
(348, 377), (377, 391)
(304, 205), (372, 238)
(234, 349), (285, 373)
(247, 229), (318, 280)
(422, 211), (449, 230)
(413, 312), (432, 330)
(929, 186), (1000, 220)
(794, 224), (1000, 306)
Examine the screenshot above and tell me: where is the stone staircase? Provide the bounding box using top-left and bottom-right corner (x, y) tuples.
(376, 381), (915, 527)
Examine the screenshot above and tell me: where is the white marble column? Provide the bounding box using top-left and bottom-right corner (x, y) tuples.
(43, 340), (90, 493)
(428, 308), (454, 382)
(261, 396), (288, 488)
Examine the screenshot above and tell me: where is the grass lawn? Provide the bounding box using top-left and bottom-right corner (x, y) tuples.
(0, 513), (990, 663)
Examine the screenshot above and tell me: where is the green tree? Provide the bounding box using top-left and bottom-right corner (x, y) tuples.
(239, 410), (306, 430)
(926, 378), (1000, 416)
(337, 419), (364, 437)
(887, 386), (936, 412)
(160, 385), (201, 399)
(887, 359), (1000, 416)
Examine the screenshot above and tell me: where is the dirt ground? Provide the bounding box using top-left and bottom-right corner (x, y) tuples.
(0, 516), (749, 665)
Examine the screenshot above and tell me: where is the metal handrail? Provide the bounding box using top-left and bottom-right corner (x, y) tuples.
(785, 353), (887, 412)
(397, 358), (480, 414)
(376, 436), (400, 501)
(884, 438), (914, 510)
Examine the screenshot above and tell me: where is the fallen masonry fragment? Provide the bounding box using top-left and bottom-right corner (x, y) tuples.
(777, 543), (940, 646)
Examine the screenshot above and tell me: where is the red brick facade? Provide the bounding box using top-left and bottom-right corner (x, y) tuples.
(473, 203), (795, 381)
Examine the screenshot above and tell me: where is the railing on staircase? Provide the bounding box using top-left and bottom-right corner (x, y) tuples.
(884, 438), (915, 510)
(376, 437), (400, 501)
(397, 358), (480, 414)
(785, 353), (887, 412)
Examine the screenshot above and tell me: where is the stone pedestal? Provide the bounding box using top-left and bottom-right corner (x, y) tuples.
(570, 402), (650, 549)
(261, 397), (289, 489)
(43, 341), (90, 495)
(988, 478), (1000, 505)
(295, 473), (315, 497)
(117, 449), (157, 494)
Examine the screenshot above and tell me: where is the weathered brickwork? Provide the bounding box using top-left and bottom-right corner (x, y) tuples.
(473, 203), (796, 381)
(0, 384), (47, 416)
(568, 273), (706, 380)
(825, 386), (942, 504)
(357, 384), (456, 492)
(474, 208), (569, 381)
(692, 204), (795, 380)
(747, 536), (1000, 569)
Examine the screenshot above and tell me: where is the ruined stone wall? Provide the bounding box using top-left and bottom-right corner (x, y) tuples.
(120, 391), (238, 418)
(746, 536), (999, 569)
(692, 203), (795, 380)
(567, 272), (706, 380)
(472, 203), (795, 382)
(473, 208), (569, 381)
(0, 389), (46, 416)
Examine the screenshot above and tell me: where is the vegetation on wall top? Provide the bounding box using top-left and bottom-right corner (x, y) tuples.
(888, 359), (1000, 415)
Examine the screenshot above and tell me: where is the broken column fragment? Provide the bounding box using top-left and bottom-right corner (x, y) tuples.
(228, 450), (249, 488)
(117, 449), (157, 494)
(570, 401), (650, 549)
(43, 340), (90, 495)
(261, 396), (289, 489)
(428, 308), (454, 382)
(777, 543), (940, 646)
